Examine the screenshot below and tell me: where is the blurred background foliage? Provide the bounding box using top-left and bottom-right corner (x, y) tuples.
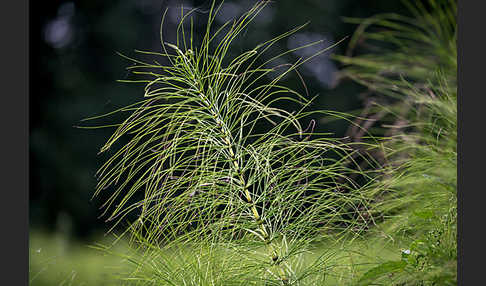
(30, 0), (411, 240)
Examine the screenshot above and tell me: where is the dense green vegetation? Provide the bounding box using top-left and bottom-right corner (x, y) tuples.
(335, 0), (457, 284)
(30, 0), (456, 285)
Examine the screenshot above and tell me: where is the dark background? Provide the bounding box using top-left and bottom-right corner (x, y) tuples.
(29, 0), (409, 240)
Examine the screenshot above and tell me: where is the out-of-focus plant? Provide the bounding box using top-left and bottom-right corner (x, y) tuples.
(335, 0), (457, 285)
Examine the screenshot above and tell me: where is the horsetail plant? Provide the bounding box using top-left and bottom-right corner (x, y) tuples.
(335, 0), (457, 284)
(335, 0), (456, 228)
(83, 1), (375, 284)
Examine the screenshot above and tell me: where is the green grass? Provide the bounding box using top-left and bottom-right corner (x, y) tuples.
(29, 229), (131, 286)
(30, 229), (404, 285)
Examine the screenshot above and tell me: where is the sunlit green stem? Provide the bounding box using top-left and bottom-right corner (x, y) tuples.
(194, 82), (289, 284)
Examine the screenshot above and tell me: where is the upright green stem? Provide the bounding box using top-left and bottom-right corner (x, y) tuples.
(196, 85), (289, 284)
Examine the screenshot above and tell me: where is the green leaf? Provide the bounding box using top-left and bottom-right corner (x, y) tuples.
(357, 260), (407, 286)
(412, 209), (434, 219)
